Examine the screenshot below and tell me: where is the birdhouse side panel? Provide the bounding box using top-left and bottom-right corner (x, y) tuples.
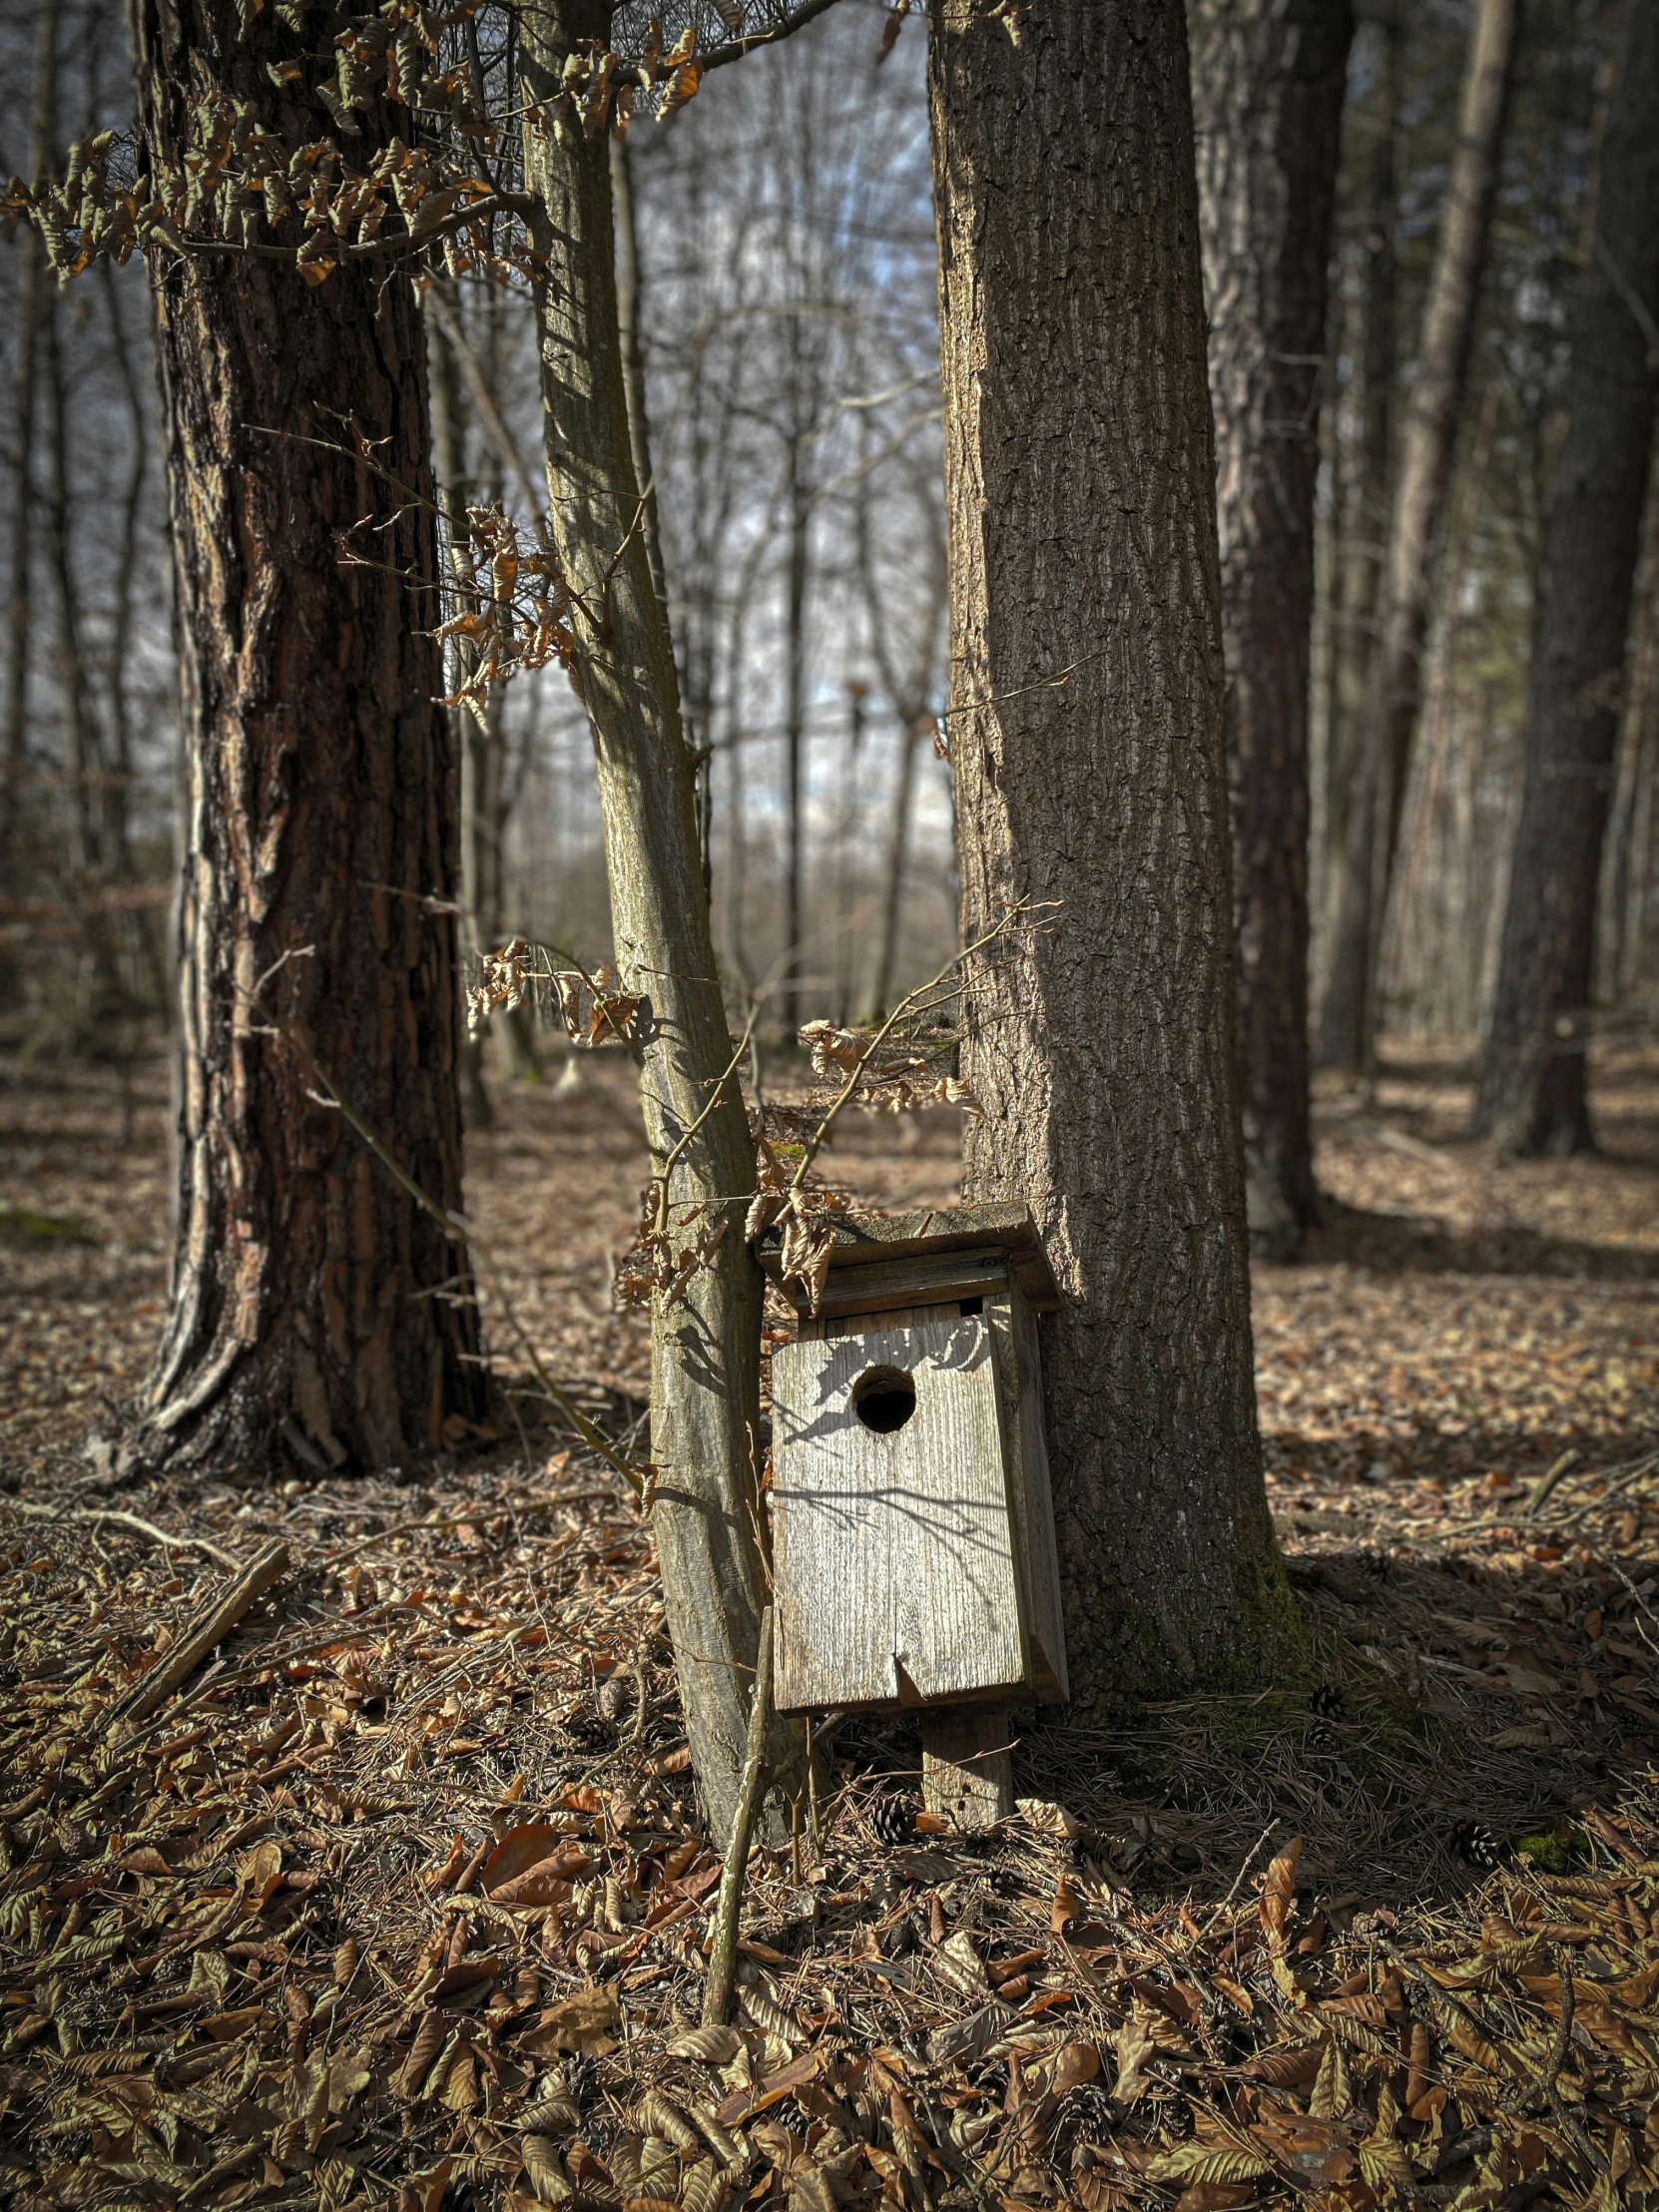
(770, 1311), (1028, 1714)
(888, 1313), (1028, 1702)
(986, 1289), (1069, 1702)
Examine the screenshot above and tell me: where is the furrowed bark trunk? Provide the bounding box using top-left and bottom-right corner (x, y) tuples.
(1472, 0), (1659, 1155)
(1190, 0), (1353, 1259)
(866, 716), (920, 1025)
(783, 392), (810, 1036)
(126, 0), (483, 1475)
(43, 295), (104, 886)
(1323, 7), (1396, 947)
(927, 0), (1301, 1709)
(517, 38), (775, 1844)
(1605, 446), (1659, 999)
(2, 0), (60, 872)
(1317, 0), (1518, 1072)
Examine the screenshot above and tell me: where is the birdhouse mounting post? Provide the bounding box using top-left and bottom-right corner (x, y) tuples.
(920, 1704), (1013, 1830)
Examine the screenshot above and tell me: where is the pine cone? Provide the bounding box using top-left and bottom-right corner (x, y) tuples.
(869, 1797), (917, 1848)
(1450, 1820), (1505, 1869)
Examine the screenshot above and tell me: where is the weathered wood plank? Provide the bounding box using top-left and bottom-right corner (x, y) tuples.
(920, 1704), (1014, 1829)
(986, 1288), (1069, 1702)
(758, 1205), (1059, 1310)
(771, 1310), (1030, 1714)
(798, 1249), (1008, 1320)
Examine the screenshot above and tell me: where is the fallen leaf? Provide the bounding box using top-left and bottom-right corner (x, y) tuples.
(1259, 1836), (1301, 1950)
(517, 1986), (622, 2056)
(1051, 1874), (1082, 1934)
(667, 2024), (743, 2062)
(1017, 1797), (1082, 1839)
(482, 1823), (565, 1890)
(1112, 2014), (1156, 2104)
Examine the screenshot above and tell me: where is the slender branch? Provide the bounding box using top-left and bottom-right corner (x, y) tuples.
(698, 0), (846, 75)
(0, 1498), (241, 1571)
(654, 1003), (761, 1236)
(702, 1603), (774, 2026)
(422, 276), (546, 520)
(151, 189), (534, 267)
(787, 906), (1035, 1196)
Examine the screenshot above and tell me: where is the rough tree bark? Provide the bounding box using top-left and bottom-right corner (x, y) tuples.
(926, 0), (1302, 1708)
(425, 297), (495, 1131)
(2, 0), (60, 873)
(1324, 3), (1397, 939)
(517, 22), (777, 1843)
(1472, 1), (1659, 1155)
(1190, 0), (1353, 1259)
(126, 0), (484, 1474)
(1317, 0), (1518, 1072)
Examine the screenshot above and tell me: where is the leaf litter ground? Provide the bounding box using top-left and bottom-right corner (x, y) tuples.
(1, 1043), (1658, 2212)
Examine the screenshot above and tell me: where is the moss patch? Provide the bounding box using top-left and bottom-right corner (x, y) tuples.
(0, 1207), (99, 1247)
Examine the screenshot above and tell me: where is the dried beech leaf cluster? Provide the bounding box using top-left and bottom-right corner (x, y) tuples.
(465, 940), (642, 1054)
(438, 509), (575, 723)
(0, 0), (748, 290)
(1, 0), (527, 287)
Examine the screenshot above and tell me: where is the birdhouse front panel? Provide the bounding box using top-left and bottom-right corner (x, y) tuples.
(770, 1307), (1030, 1715)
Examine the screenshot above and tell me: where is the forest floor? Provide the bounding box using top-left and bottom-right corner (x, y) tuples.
(1, 1040), (1658, 2211)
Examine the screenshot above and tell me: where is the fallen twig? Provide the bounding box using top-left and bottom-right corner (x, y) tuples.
(0, 1497), (241, 1570)
(102, 1538), (289, 1739)
(1521, 1449), (1579, 1519)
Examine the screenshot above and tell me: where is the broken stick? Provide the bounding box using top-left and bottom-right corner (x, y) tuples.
(104, 1537), (289, 1739)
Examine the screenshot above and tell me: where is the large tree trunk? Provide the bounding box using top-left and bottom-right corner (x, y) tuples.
(1, 0), (59, 883)
(926, 0), (1301, 1709)
(1190, 0), (1353, 1259)
(1317, 0), (1518, 1072)
(517, 25), (776, 1844)
(1322, 6), (1396, 956)
(126, 0), (484, 1475)
(1602, 444), (1659, 1001)
(1472, 1), (1659, 1155)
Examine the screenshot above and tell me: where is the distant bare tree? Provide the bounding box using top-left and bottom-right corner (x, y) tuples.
(1474, 0), (1659, 1152)
(1191, 0), (1354, 1258)
(1318, 0), (1519, 1072)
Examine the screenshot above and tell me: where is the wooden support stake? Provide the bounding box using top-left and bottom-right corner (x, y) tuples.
(702, 1603), (774, 2027)
(104, 1538), (289, 1740)
(921, 1704), (1013, 1830)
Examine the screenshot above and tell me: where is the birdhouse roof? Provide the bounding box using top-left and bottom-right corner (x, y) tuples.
(757, 1202), (1059, 1311)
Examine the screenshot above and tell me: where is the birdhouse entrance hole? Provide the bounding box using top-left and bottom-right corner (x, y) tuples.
(851, 1365), (915, 1434)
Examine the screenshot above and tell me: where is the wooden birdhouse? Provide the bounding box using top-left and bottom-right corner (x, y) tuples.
(759, 1205), (1067, 1827)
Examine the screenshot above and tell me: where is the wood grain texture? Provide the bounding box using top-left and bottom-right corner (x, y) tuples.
(771, 1310), (1028, 1714)
(757, 1204), (1059, 1309)
(985, 1290), (1068, 1702)
(920, 1705), (1013, 1829)
(805, 1249), (1008, 1320)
